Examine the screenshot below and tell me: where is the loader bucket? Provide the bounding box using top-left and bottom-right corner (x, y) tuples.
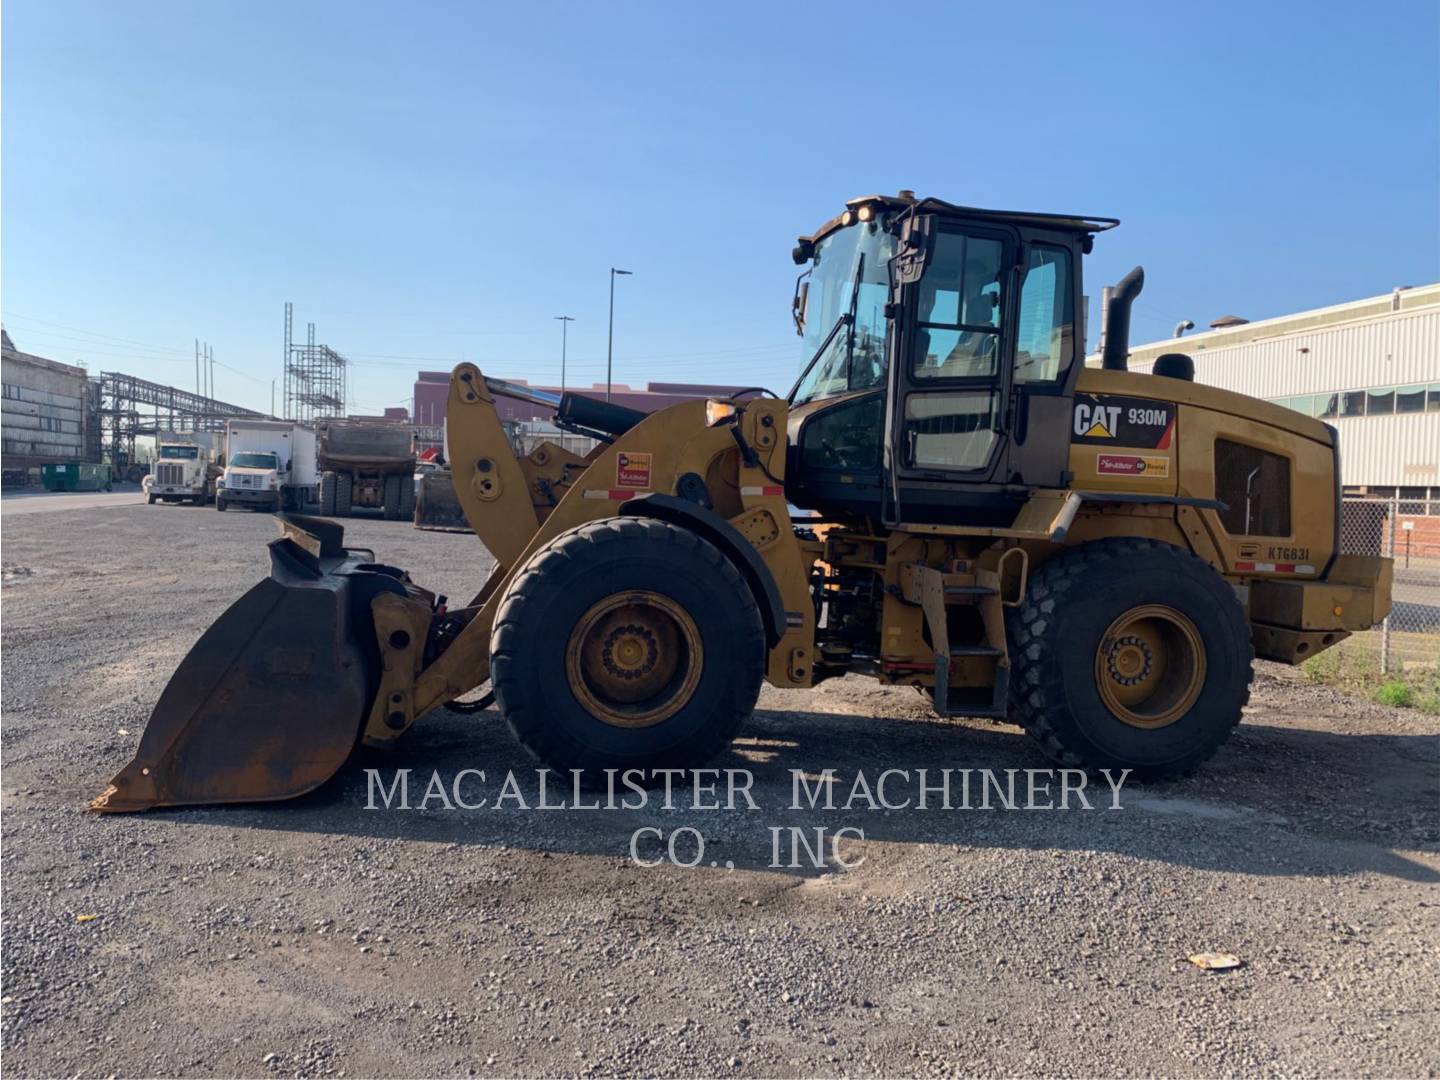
(414, 469), (468, 531)
(91, 515), (412, 813)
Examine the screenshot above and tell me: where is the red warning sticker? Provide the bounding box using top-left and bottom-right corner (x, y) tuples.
(616, 451), (653, 488)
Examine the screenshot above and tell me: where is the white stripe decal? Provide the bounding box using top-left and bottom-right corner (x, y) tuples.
(582, 489), (650, 501)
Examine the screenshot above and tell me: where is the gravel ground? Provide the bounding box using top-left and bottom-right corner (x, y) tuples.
(3, 501), (1438, 1077)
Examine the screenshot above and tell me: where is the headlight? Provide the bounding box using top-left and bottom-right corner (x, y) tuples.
(705, 400), (738, 427)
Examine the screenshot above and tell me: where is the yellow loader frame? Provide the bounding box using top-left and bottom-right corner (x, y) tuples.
(361, 362), (1391, 748)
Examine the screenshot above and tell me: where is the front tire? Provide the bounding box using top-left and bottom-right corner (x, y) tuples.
(146, 493), (156, 505)
(1008, 538), (1253, 780)
(491, 517), (766, 779)
(215, 497), (226, 512)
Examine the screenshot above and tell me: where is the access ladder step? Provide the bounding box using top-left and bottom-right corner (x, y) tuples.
(944, 584), (998, 599)
(949, 644), (1003, 658)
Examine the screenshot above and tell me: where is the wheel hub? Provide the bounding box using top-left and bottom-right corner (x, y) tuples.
(1095, 604), (1206, 730)
(1106, 635), (1153, 686)
(601, 624), (659, 680)
(566, 591), (704, 728)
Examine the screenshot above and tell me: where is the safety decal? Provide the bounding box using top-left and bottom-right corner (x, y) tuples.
(1072, 394), (1175, 448)
(616, 451), (652, 488)
(1096, 453), (1170, 478)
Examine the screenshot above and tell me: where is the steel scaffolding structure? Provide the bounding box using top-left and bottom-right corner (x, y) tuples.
(283, 303), (347, 423)
(97, 371), (269, 473)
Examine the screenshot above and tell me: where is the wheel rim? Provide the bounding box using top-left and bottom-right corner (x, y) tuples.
(565, 591), (704, 728)
(1094, 604), (1206, 729)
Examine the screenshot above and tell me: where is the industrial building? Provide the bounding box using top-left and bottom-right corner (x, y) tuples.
(1122, 283), (1440, 505)
(1, 328), (99, 481)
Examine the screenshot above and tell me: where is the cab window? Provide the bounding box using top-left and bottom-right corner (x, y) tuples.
(1014, 244), (1075, 384)
(799, 393), (884, 473)
(912, 233), (1004, 380)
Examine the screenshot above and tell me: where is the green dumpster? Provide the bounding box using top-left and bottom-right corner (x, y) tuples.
(40, 463), (113, 492)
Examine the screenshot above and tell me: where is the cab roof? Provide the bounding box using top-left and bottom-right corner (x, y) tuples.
(799, 193), (1120, 248)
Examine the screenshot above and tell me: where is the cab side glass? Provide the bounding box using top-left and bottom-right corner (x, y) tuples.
(1014, 244), (1075, 384)
(800, 394), (884, 472)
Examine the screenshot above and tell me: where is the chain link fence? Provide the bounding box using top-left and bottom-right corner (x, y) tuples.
(1339, 496), (1440, 672)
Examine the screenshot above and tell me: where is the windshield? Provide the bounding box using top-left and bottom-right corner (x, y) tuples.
(231, 452), (278, 469)
(158, 445), (199, 460)
(790, 222), (896, 406)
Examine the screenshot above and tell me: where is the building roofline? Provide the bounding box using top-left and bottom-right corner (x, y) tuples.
(1123, 282), (1440, 359)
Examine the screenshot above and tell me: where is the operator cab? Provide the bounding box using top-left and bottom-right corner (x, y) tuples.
(786, 193), (1116, 525)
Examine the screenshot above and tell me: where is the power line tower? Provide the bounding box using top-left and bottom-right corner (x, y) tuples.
(283, 302), (348, 423)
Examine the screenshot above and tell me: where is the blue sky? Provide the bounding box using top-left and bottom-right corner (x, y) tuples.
(3, 0), (1437, 415)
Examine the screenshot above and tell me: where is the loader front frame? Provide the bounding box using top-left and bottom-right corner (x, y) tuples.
(360, 365), (818, 746)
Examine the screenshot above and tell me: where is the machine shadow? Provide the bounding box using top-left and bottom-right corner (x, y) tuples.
(164, 700), (1440, 885)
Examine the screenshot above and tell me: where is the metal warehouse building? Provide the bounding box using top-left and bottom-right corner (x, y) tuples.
(1, 328), (99, 480)
(1122, 284), (1439, 504)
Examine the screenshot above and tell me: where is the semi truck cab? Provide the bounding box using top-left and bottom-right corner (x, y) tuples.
(144, 440), (219, 505)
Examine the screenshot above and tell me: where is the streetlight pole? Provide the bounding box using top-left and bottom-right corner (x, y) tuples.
(554, 315), (575, 395)
(607, 268), (632, 403)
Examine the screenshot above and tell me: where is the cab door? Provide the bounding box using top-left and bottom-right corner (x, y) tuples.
(884, 219), (1019, 524)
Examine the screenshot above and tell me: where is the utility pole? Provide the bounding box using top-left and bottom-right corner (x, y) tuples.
(271, 379), (276, 417)
(195, 338), (201, 396)
(554, 315), (575, 395)
(607, 268), (632, 403)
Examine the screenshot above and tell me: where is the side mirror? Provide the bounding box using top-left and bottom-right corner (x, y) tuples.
(792, 276), (810, 337)
(893, 214), (935, 286)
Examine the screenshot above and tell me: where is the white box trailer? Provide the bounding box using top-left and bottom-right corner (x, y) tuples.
(217, 420), (318, 513)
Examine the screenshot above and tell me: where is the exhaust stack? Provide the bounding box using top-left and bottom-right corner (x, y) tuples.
(1100, 266), (1145, 372)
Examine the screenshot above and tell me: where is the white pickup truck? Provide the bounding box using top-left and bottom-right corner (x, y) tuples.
(143, 432), (224, 505)
(216, 420), (318, 513)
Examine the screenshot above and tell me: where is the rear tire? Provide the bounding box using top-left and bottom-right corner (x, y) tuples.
(382, 474), (402, 521)
(319, 472), (337, 516)
(399, 475), (416, 520)
(334, 472), (353, 516)
(1007, 538), (1253, 780)
(491, 517), (766, 780)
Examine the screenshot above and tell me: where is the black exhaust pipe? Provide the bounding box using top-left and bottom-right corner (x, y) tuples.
(1100, 265), (1145, 372)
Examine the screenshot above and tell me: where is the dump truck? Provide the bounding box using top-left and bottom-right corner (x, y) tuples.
(316, 419), (417, 520)
(93, 193), (1393, 813)
(144, 431), (224, 505)
(216, 420), (317, 513)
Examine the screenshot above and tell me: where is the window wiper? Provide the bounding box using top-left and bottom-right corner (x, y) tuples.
(786, 312), (853, 403)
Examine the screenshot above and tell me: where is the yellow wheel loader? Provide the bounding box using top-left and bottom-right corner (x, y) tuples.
(92, 193), (1393, 812)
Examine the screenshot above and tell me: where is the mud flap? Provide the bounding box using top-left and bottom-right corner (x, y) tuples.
(91, 515), (410, 813)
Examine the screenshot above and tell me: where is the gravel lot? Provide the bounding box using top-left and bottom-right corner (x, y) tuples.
(3, 500), (1438, 1077)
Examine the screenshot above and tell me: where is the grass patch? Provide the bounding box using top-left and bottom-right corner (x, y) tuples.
(1302, 639), (1440, 714)
(1375, 680), (1414, 708)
